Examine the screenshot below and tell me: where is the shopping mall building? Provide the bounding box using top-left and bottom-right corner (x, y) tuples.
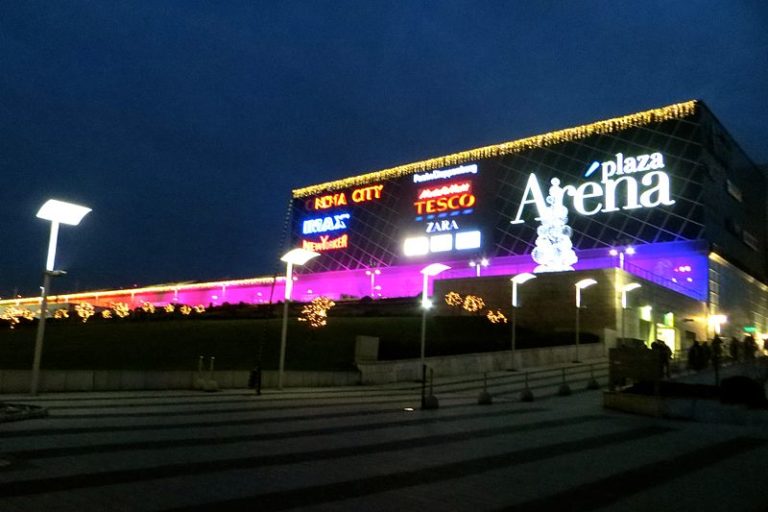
(4, 100), (767, 354)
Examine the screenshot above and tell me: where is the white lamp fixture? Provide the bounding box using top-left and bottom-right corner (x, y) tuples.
(468, 258), (490, 277)
(31, 199), (91, 395)
(36, 199), (92, 272)
(419, 263), (450, 350)
(609, 246), (635, 270)
(574, 278), (598, 362)
(510, 273), (536, 370)
(278, 248), (320, 390)
(419, 262), (450, 408)
(620, 282), (642, 344)
(621, 282), (642, 308)
(365, 268), (381, 298)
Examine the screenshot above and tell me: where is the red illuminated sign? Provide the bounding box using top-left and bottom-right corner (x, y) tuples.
(413, 193), (476, 215)
(302, 234), (349, 252)
(417, 180), (472, 200)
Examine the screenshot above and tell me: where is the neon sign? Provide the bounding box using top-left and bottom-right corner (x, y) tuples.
(413, 164), (477, 183)
(414, 193), (476, 215)
(511, 152), (674, 224)
(426, 219), (459, 233)
(302, 234), (349, 252)
(310, 184), (383, 210)
(417, 181), (471, 200)
(302, 213), (350, 235)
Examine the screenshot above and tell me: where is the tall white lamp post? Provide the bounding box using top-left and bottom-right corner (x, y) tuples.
(574, 278), (598, 363)
(510, 272), (536, 370)
(419, 262), (450, 408)
(277, 248), (319, 390)
(31, 199), (91, 395)
(621, 282), (642, 345)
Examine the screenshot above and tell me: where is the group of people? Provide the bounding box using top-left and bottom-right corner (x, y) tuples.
(687, 334), (765, 372)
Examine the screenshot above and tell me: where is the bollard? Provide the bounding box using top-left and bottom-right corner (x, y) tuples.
(520, 371), (534, 402)
(203, 356), (219, 392)
(194, 355), (205, 390)
(586, 364), (600, 390)
(557, 367), (572, 396)
(478, 372), (493, 405)
(423, 367), (439, 409)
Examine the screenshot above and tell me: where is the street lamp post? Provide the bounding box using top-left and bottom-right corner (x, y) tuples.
(468, 258), (489, 277)
(31, 199), (91, 395)
(419, 263), (450, 407)
(609, 246), (635, 270)
(278, 248), (320, 390)
(510, 273), (536, 370)
(365, 268), (381, 298)
(621, 282), (642, 345)
(574, 278), (598, 363)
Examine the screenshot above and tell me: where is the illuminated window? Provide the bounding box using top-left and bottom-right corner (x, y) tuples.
(455, 230), (481, 250)
(430, 234), (453, 252)
(403, 237), (429, 256)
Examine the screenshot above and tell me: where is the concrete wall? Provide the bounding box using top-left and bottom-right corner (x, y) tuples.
(356, 343), (605, 384)
(434, 268), (708, 353)
(0, 369), (360, 394)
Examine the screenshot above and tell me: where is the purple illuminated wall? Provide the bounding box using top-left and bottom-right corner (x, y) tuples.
(34, 240), (705, 311)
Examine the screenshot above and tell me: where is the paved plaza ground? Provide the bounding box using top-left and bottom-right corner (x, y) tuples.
(1, 366), (767, 511)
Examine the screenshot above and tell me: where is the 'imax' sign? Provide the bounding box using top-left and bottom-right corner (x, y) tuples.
(511, 152), (674, 224)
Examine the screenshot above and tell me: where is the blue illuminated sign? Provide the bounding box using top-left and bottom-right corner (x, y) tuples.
(302, 213), (350, 235)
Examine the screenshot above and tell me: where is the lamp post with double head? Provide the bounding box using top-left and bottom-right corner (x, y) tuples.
(510, 272), (536, 370)
(609, 246), (635, 270)
(277, 248), (319, 390)
(468, 258), (489, 277)
(365, 268), (381, 298)
(31, 199), (91, 395)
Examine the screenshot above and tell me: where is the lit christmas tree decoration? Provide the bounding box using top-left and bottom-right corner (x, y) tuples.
(75, 302), (95, 323)
(1, 306), (34, 329)
(486, 310), (508, 324)
(112, 302), (131, 318)
(444, 291), (463, 306)
(531, 178), (577, 272)
(462, 295), (485, 312)
(299, 296), (336, 328)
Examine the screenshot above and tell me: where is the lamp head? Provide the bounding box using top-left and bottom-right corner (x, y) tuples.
(421, 263), (451, 277)
(280, 248), (320, 266)
(37, 199), (91, 226)
(511, 272), (537, 285)
(575, 278), (598, 290)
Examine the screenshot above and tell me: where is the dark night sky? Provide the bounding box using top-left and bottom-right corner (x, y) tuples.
(1, 1), (767, 297)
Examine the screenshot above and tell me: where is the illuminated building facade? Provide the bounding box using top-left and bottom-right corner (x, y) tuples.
(3, 100), (766, 349)
(288, 100), (768, 344)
